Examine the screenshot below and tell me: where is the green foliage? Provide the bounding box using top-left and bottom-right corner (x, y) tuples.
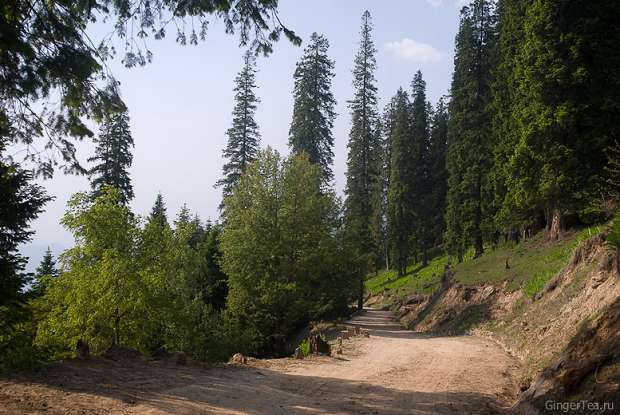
(387, 89), (414, 276)
(299, 338), (311, 357)
(445, 0), (498, 259)
(409, 71), (433, 263)
(366, 254), (449, 296)
(35, 188), (143, 354)
(2, 1), (297, 177)
(217, 51), (261, 200)
(344, 10), (383, 306)
(88, 81), (135, 204)
(31, 247), (58, 296)
(606, 211), (620, 251)
(494, 0), (620, 233)
(0, 162), (51, 309)
(34, 189), (231, 361)
(221, 149), (356, 355)
(428, 97), (449, 247)
(367, 226), (602, 303)
(289, 33), (337, 186)
(452, 227), (600, 292)
(523, 269), (555, 298)
(0, 161), (51, 371)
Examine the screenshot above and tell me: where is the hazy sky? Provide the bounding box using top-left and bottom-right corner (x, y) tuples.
(23, 0), (465, 269)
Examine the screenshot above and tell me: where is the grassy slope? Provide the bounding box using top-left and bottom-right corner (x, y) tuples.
(365, 225), (602, 301)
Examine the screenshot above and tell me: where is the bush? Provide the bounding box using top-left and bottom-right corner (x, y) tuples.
(299, 338), (311, 357)
(606, 210), (620, 251)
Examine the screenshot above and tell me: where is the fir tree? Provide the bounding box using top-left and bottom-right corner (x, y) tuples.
(344, 10), (381, 307)
(175, 204), (192, 230)
(490, 0), (529, 239)
(502, 0), (619, 238)
(0, 161), (51, 316)
(378, 96), (399, 270)
(445, 1), (498, 259)
(149, 193), (168, 228)
(409, 71), (432, 264)
(88, 81), (135, 205)
(428, 97), (449, 246)
(217, 50), (261, 199)
(387, 89), (414, 276)
(289, 33), (337, 185)
(32, 247), (58, 295)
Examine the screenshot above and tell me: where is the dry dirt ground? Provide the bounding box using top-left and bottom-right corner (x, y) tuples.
(0, 310), (522, 415)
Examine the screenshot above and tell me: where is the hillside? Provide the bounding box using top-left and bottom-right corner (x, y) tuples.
(365, 226), (620, 410)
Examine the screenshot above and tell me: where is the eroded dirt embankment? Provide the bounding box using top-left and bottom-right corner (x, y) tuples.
(371, 232), (620, 411)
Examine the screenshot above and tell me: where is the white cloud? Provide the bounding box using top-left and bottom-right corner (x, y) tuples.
(425, 0), (470, 8)
(425, 0), (444, 7)
(384, 38), (442, 64)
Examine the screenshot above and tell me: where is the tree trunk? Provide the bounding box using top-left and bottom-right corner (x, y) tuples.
(357, 275), (364, 311)
(114, 307), (120, 346)
(473, 232), (484, 258)
(547, 207), (562, 241)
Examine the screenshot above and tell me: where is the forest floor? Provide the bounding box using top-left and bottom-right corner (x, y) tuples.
(0, 309), (522, 415)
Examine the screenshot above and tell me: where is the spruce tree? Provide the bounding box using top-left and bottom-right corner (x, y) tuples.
(175, 204), (192, 230)
(378, 96), (398, 270)
(88, 81), (135, 205)
(409, 71), (432, 264)
(445, 1), (497, 259)
(149, 193), (168, 227)
(344, 10), (381, 307)
(32, 247), (58, 295)
(217, 50), (261, 199)
(490, 0), (529, 239)
(0, 161), (50, 313)
(501, 0), (620, 238)
(387, 89), (414, 276)
(428, 97), (449, 246)
(289, 33), (337, 185)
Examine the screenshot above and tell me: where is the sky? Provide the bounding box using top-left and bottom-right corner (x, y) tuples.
(22, 0), (465, 270)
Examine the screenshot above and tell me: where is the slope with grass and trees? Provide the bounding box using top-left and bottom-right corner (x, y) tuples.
(2, 0), (620, 411)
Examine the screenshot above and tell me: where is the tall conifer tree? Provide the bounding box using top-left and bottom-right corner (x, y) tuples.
(0, 161), (50, 310)
(410, 71), (432, 264)
(217, 50), (261, 199)
(445, 1), (497, 259)
(428, 97), (449, 246)
(289, 33), (337, 185)
(387, 89), (414, 276)
(32, 247), (58, 295)
(501, 0), (619, 238)
(149, 192), (168, 228)
(344, 11), (381, 306)
(490, 0), (529, 238)
(88, 81), (135, 205)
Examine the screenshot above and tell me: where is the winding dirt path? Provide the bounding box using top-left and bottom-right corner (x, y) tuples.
(0, 310), (522, 415)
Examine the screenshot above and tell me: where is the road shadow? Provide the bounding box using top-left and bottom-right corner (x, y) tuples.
(3, 358), (514, 415)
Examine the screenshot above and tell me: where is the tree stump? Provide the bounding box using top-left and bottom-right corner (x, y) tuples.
(76, 339), (90, 360)
(309, 335), (331, 355)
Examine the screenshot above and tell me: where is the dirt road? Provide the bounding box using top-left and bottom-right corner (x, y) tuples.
(0, 310), (521, 415)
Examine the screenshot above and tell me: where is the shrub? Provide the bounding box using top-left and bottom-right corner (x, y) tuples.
(299, 338), (311, 357)
(606, 210), (620, 251)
